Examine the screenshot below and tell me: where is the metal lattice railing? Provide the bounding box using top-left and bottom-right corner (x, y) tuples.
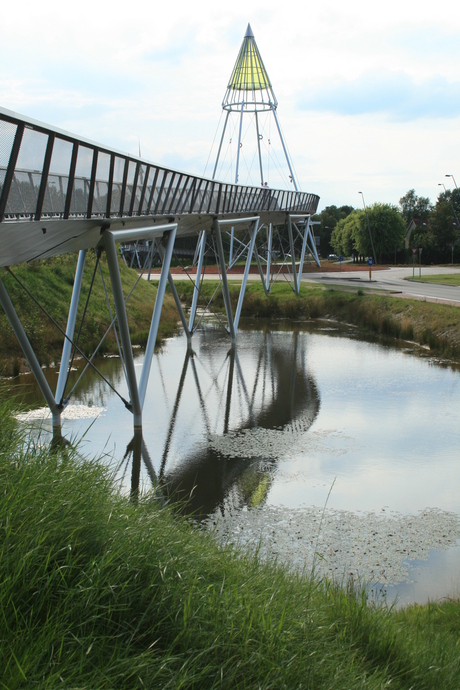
(0, 107), (319, 225)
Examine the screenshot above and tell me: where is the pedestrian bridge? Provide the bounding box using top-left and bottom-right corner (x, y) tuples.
(0, 106), (321, 435)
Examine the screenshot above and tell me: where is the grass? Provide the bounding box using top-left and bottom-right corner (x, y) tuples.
(174, 279), (460, 363)
(1, 394), (460, 688)
(408, 273), (460, 286)
(0, 253), (179, 376)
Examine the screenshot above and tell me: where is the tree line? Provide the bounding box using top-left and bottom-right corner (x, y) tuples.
(313, 188), (460, 264)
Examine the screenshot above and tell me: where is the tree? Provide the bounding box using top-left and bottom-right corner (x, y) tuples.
(330, 211), (361, 259)
(399, 190), (432, 224)
(425, 190), (460, 262)
(331, 204), (405, 263)
(313, 205), (354, 257)
(365, 203), (406, 263)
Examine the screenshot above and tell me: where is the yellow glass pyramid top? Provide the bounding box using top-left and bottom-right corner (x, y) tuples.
(228, 24), (272, 92)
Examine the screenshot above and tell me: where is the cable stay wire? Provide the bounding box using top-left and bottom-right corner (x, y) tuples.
(203, 110), (224, 178)
(5, 264), (132, 410)
(98, 263), (128, 383)
(65, 246), (155, 405)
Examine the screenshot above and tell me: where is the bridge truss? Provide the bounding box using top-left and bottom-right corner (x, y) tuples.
(0, 106), (320, 435)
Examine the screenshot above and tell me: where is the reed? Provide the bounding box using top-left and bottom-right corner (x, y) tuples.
(175, 280), (460, 363)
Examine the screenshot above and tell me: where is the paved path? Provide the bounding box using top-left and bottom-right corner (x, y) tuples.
(301, 265), (460, 306)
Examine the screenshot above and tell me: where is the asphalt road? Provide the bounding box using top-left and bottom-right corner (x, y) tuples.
(301, 265), (460, 306)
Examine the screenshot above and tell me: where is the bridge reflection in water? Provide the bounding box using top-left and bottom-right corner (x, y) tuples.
(120, 329), (320, 518)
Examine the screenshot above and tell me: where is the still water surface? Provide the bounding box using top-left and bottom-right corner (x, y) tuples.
(11, 321), (460, 607)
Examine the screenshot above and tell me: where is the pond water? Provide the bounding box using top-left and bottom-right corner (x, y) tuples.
(11, 320), (460, 607)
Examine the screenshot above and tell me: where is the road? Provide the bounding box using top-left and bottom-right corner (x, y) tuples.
(301, 265), (460, 306)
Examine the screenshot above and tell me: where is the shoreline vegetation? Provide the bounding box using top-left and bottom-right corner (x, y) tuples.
(2, 398), (460, 688)
(173, 278), (460, 365)
(2, 256), (460, 376)
(2, 257), (460, 686)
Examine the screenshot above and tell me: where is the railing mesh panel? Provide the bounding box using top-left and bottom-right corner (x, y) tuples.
(0, 109), (320, 224)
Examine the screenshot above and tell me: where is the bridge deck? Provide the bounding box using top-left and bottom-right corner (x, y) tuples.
(0, 107), (319, 267)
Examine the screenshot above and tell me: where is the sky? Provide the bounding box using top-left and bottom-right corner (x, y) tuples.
(2, 0), (460, 212)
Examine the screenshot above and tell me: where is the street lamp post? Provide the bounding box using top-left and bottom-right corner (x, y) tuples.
(439, 182), (460, 229)
(446, 174), (459, 193)
(358, 191), (377, 265)
(451, 222), (457, 265)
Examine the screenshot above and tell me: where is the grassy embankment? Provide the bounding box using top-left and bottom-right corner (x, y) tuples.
(2, 263), (460, 686)
(1, 397), (460, 689)
(0, 254), (178, 377)
(173, 279), (460, 362)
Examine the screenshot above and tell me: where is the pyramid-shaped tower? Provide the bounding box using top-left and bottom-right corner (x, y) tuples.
(212, 24), (298, 191)
(224, 24), (277, 110)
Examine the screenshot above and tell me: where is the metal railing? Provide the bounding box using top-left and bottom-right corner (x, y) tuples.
(0, 107), (319, 226)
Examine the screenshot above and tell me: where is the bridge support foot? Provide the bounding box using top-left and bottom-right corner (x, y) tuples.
(189, 230), (207, 333)
(213, 216), (260, 344)
(287, 214), (320, 295)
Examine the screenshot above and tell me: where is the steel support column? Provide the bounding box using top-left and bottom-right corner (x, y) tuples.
(103, 231), (143, 428)
(167, 270), (191, 345)
(266, 223), (273, 293)
(287, 215), (320, 295)
(138, 226), (177, 408)
(233, 218), (259, 331)
(229, 227), (235, 267)
(56, 249), (87, 405)
(189, 230), (207, 333)
(157, 241), (191, 345)
(214, 216), (260, 342)
(253, 224), (270, 297)
(296, 218), (310, 294)
(213, 219), (236, 343)
(287, 216), (298, 293)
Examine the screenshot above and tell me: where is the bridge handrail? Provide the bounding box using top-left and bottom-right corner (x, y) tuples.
(0, 107), (319, 224)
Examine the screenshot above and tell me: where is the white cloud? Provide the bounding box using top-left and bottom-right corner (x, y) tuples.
(2, 0), (460, 210)
(298, 71), (460, 121)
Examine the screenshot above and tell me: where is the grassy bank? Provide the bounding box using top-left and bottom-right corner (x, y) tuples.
(0, 254), (178, 377)
(1, 398), (460, 689)
(409, 273), (460, 286)
(174, 280), (460, 362)
(3, 260), (460, 379)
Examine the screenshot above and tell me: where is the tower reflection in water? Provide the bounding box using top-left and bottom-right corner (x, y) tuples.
(120, 329), (320, 518)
